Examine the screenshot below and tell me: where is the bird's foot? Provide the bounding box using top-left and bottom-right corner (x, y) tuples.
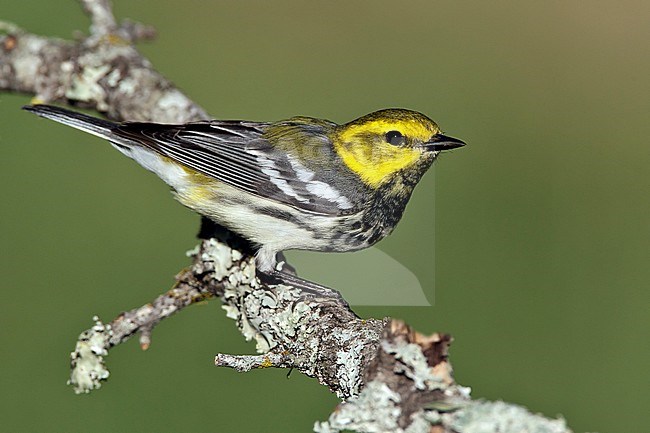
(257, 268), (350, 309)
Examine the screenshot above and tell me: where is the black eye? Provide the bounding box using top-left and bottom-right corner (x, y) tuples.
(385, 130), (406, 146)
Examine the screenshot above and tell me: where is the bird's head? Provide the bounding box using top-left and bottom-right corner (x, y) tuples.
(333, 108), (465, 188)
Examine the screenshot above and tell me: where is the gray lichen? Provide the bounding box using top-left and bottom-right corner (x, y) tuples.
(382, 339), (447, 391)
(444, 400), (572, 433)
(68, 316), (111, 394)
(314, 380), (402, 433)
(335, 329), (369, 397)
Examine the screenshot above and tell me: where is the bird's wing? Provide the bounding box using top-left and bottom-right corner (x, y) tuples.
(112, 120), (355, 215)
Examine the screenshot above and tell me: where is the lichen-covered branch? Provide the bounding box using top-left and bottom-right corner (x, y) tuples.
(0, 8), (205, 123)
(68, 262), (214, 393)
(0, 1), (574, 432)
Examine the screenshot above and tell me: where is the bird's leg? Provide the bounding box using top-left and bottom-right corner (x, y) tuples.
(275, 251), (297, 276)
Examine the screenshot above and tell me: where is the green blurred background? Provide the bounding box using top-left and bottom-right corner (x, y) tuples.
(1, 1), (649, 432)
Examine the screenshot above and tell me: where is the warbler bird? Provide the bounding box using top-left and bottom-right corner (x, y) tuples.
(23, 105), (464, 285)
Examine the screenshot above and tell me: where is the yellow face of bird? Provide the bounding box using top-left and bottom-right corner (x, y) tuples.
(333, 109), (444, 188)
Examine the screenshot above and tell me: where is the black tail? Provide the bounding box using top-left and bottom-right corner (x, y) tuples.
(22, 105), (118, 140)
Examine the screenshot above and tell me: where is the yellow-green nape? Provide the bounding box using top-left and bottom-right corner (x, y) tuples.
(346, 108), (438, 126)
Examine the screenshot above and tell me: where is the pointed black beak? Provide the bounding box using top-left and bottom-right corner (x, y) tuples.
(421, 134), (466, 152)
